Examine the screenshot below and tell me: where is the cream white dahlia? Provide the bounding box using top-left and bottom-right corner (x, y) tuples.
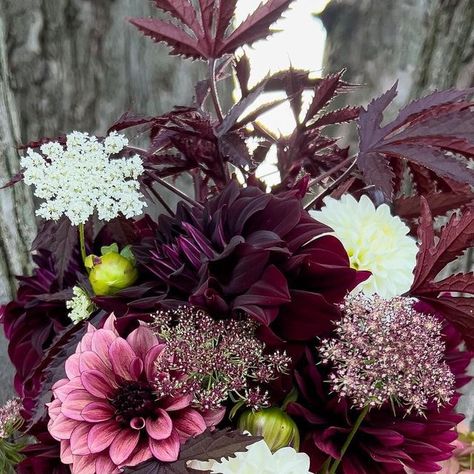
(188, 440), (312, 474)
(310, 195), (418, 298)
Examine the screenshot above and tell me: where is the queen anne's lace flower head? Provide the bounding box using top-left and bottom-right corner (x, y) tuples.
(188, 439), (312, 474)
(310, 194), (418, 298)
(21, 131), (146, 225)
(319, 294), (455, 415)
(66, 286), (94, 324)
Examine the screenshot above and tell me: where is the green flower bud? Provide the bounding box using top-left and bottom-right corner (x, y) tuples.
(237, 407), (300, 452)
(86, 245), (138, 296)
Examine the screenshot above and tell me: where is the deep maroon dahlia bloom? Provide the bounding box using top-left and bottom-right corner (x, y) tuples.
(47, 314), (223, 473)
(137, 182), (367, 342)
(1, 250), (74, 418)
(288, 306), (472, 474)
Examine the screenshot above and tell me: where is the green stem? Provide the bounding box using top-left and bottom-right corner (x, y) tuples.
(319, 457), (332, 474)
(78, 222), (87, 266)
(328, 405), (369, 474)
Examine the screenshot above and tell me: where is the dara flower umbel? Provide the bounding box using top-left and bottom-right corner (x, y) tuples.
(317, 294), (455, 473)
(47, 314), (224, 473)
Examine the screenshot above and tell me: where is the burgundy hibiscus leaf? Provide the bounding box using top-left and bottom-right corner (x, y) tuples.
(409, 197), (474, 348)
(357, 83), (474, 200)
(129, 0), (295, 60)
(250, 70), (358, 191)
(394, 191), (474, 220)
(123, 429), (260, 473)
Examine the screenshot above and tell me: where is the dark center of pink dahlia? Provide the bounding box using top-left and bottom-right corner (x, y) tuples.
(110, 381), (156, 425)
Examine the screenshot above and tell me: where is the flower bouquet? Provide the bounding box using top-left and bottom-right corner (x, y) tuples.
(2, 1), (474, 473)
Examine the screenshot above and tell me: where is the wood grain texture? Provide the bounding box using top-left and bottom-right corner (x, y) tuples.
(0, 0), (204, 402)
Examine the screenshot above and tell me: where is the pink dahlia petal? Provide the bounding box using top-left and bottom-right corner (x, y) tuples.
(130, 357), (144, 380)
(149, 429), (180, 462)
(79, 351), (114, 377)
(53, 377), (84, 402)
(60, 441), (73, 464)
(109, 428), (140, 466)
(47, 398), (62, 421)
(173, 408), (206, 441)
(49, 413), (78, 440)
(122, 439), (153, 468)
(80, 332), (94, 352)
(109, 338), (138, 381)
(95, 454), (120, 474)
(62, 390), (99, 421)
(130, 417), (146, 430)
(91, 329), (116, 369)
(127, 325), (159, 361)
(144, 344), (166, 380)
(161, 394), (193, 412)
(81, 401), (114, 423)
(70, 423), (92, 456)
(145, 409), (173, 440)
(202, 408), (226, 427)
(81, 369), (116, 398)
(88, 420), (120, 454)
(65, 353), (81, 379)
(102, 313), (119, 334)
(71, 454), (96, 474)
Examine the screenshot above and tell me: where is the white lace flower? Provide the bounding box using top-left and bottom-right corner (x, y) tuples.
(188, 440), (312, 474)
(310, 195), (418, 298)
(66, 286), (94, 324)
(21, 131), (146, 225)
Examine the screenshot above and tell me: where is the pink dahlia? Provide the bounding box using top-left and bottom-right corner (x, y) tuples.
(47, 314), (223, 474)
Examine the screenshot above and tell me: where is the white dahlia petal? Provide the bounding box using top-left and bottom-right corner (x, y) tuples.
(310, 194), (418, 298)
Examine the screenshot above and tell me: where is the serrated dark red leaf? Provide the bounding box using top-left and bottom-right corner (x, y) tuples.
(129, 17), (205, 59)
(220, 0), (294, 55)
(130, 0), (295, 60)
(409, 199), (474, 348)
(1, 171), (24, 188)
(108, 111), (155, 134)
(357, 84), (474, 200)
(123, 430), (260, 474)
(394, 191), (474, 220)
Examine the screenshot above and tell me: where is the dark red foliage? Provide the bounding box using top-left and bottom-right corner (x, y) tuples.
(288, 308), (472, 473)
(16, 433), (70, 474)
(409, 198), (474, 348)
(251, 71), (359, 193)
(129, 0), (295, 60)
(135, 181), (368, 342)
(357, 84), (474, 200)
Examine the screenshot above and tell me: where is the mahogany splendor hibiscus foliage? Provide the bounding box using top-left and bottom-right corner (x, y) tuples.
(1, 0), (474, 473)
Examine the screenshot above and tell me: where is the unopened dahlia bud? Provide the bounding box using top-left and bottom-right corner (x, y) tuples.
(237, 407), (300, 452)
(86, 244), (138, 296)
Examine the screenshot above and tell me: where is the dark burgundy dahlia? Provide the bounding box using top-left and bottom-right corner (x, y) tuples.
(1, 250), (74, 417)
(136, 182), (368, 342)
(287, 316), (472, 474)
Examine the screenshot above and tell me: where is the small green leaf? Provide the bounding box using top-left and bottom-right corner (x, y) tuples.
(120, 245), (136, 264)
(101, 243), (119, 255)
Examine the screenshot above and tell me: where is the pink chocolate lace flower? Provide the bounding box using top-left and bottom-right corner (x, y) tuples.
(47, 314), (223, 474)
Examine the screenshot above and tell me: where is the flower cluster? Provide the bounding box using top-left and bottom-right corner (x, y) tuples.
(319, 294), (455, 414)
(0, 399), (22, 439)
(310, 195), (418, 298)
(47, 314), (223, 473)
(21, 131), (145, 225)
(66, 286), (94, 324)
(152, 306), (291, 411)
(189, 439), (312, 474)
